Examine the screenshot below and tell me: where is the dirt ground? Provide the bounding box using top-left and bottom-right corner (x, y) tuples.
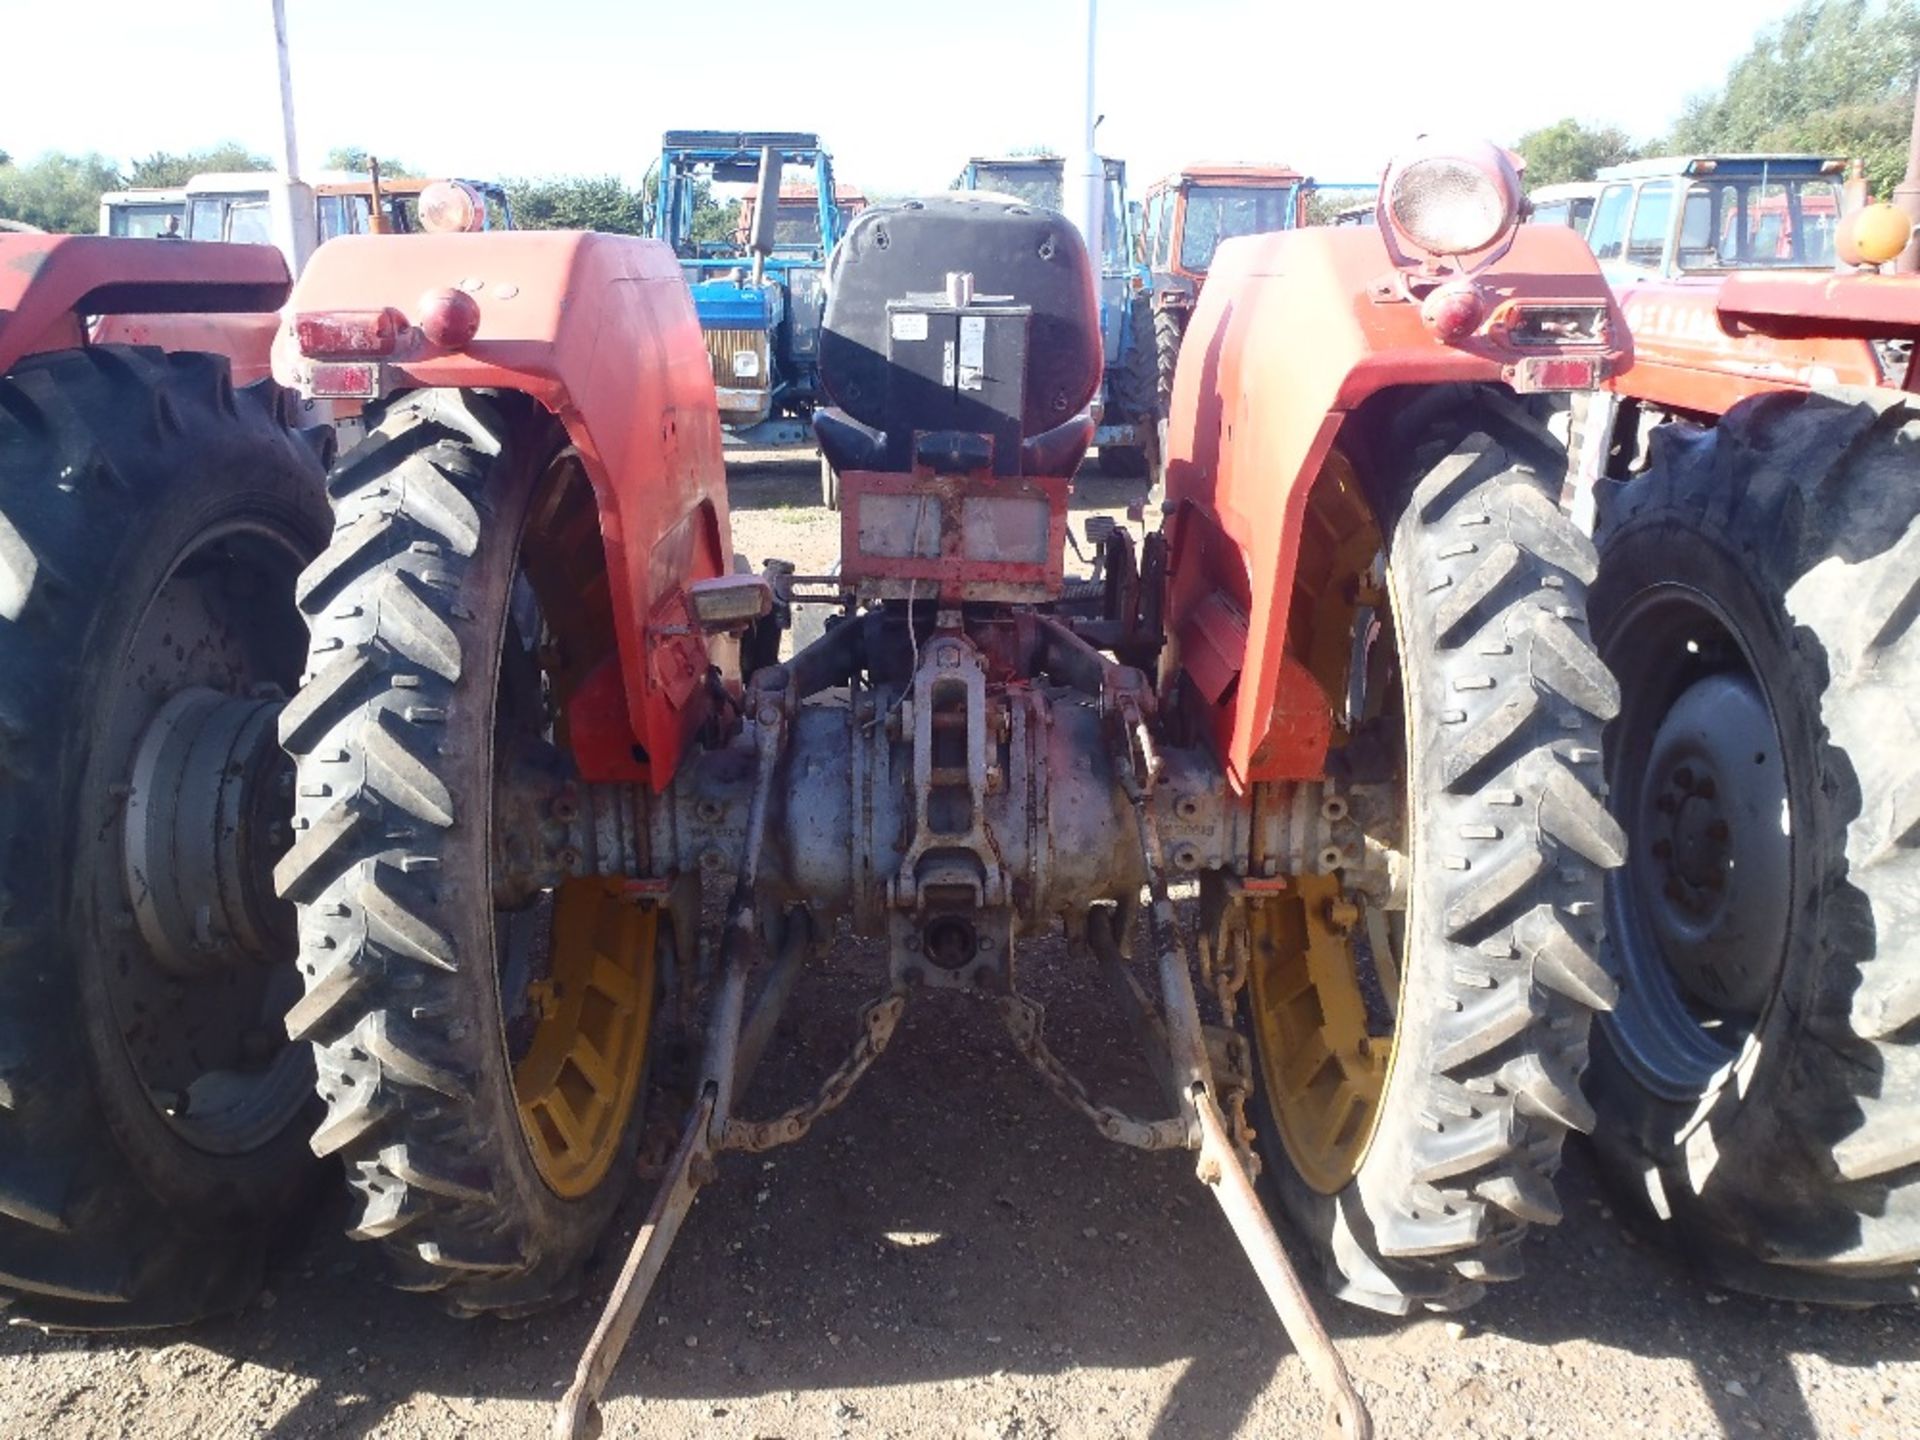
(1, 453), (1914, 1440)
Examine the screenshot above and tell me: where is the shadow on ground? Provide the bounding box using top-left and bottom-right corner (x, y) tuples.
(6, 934), (1914, 1440)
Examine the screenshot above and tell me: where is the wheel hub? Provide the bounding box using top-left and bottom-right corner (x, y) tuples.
(122, 686), (295, 979)
(1629, 673), (1789, 1020)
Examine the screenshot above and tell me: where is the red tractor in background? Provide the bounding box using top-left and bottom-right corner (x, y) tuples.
(1142, 163), (1309, 416)
(1572, 144), (1920, 1304)
(0, 134), (1627, 1440)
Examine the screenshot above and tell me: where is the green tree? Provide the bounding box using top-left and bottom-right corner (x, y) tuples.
(127, 143), (272, 188)
(505, 176), (648, 234)
(325, 146), (419, 178)
(0, 151), (124, 233)
(1671, 0), (1920, 196)
(1514, 118), (1641, 186)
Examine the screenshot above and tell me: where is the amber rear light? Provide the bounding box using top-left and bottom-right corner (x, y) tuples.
(294, 308), (407, 359)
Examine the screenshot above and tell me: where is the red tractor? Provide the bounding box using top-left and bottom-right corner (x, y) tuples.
(0, 135), (1626, 1438)
(1142, 163), (1309, 416)
(1573, 149), (1920, 1304)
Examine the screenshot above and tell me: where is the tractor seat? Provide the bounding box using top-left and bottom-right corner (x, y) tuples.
(813, 195), (1103, 480)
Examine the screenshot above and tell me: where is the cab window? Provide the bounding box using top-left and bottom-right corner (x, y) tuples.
(1625, 181), (1677, 270)
(1587, 183), (1633, 262)
(1151, 190), (1174, 268)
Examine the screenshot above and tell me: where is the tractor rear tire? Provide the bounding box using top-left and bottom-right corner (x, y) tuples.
(1154, 304), (1184, 421)
(1587, 390), (1920, 1304)
(1097, 293), (1158, 480)
(278, 390), (660, 1316)
(1245, 388), (1623, 1313)
(0, 346), (329, 1329)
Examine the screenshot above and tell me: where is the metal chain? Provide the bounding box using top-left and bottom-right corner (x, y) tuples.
(1205, 908), (1261, 1174)
(998, 992), (1192, 1152)
(720, 988), (907, 1154)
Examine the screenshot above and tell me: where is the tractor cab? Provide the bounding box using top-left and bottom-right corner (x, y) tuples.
(107, 171), (513, 278)
(98, 187), (188, 238)
(1139, 164), (1307, 417)
(1527, 181), (1601, 232)
(956, 154), (1156, 477)
(649, 130), (842, 447)
(737, 181), (867, 258)
(1141, 164), (1307, 316)
(1584, 155), (1874, 411)
(1585, 155), (1845, 286)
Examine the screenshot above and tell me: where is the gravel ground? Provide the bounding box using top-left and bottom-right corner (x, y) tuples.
(2, 452), (1914, 1440)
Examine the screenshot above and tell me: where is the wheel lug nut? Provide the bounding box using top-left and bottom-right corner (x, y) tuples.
(1694, 777), (1716, 801)
(1708, 820), (1730, 842)
(1673, 766), (1695, 791)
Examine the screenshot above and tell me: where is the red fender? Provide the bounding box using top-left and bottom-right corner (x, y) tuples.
(1162, 224), (1627, 790)
(0, 234), (290, 375)
(1605, 274), (1882, 416)
(275, 231), (729, 791)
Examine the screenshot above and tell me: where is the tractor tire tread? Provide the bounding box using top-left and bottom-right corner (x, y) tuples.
(0, 345), (324, 1328)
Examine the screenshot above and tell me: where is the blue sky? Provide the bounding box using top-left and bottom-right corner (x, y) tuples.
(5, 0), (1807, 190)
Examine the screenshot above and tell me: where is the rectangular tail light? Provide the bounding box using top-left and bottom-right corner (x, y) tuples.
(294, 308), (406, 359)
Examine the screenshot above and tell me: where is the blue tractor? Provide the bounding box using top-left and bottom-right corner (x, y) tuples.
(649, 131), (846, 486)
(957, 154), (1157, 478)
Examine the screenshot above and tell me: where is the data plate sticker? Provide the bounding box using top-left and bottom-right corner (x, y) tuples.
(890, 311), (929, 341)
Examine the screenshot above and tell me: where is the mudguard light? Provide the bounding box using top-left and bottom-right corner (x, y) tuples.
(1383, 140), (1522, 258)
(419, 180), (485, 235)
(294, 308), (405, 358)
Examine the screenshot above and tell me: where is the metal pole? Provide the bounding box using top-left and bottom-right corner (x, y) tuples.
(272, 0), (301, 182)
(1064, 0), (1105, 262)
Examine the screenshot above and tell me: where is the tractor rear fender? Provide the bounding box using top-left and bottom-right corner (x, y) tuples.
(0, 233), (290, 375)
(274, 231), (730, 791)
(1162, 223), (1626, 791)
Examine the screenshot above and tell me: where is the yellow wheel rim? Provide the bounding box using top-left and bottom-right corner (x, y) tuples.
(1246, 447), (1407, 1195)
(1247, 876), (1403, 1194)
(512, 880), (659, 1199)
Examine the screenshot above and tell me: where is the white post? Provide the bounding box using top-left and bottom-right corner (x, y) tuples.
(1063, 0), (1105, 264)
(273, 0), (301, 182)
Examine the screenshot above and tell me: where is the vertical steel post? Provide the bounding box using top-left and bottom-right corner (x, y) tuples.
(272, 0), (300, 183)
(1064, 0), (1106, 279)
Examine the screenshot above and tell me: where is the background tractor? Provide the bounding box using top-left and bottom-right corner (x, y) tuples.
(1526, 181), (1601, 232)
(956, 152), (1158, 479)
(1140, 163), (1307, 417)
(1568, 142), (1920, 1304)
(647, 129), (845, 504)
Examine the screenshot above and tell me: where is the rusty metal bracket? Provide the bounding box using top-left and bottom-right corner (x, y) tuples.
(1193, 1085), (1374, 1440)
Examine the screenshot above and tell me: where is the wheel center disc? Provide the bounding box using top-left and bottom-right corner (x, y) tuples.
(122, 686), (295, 979)
(1629, 672), (1789, 1022)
